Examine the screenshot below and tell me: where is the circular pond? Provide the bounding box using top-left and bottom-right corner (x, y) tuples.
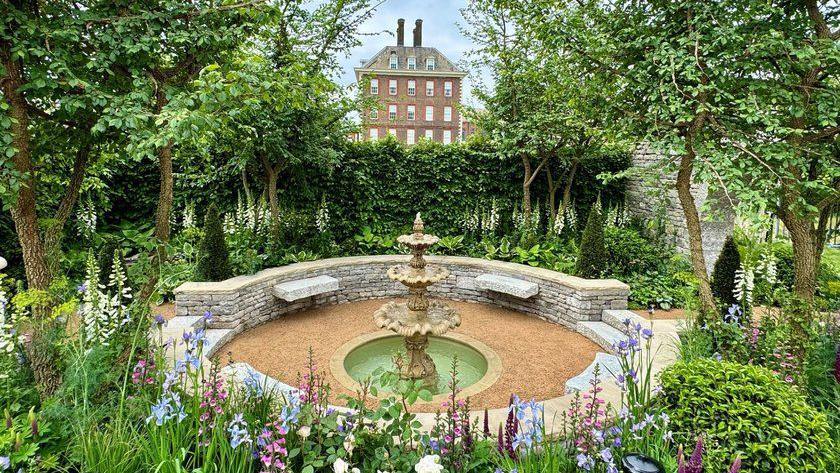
(343, 335), (488, 395)
(330, 330), (503, 401)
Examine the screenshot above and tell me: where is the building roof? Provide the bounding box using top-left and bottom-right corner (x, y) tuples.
(355, 46), (467, 80)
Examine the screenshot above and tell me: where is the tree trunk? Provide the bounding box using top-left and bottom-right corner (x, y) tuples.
(546, 168), (558, 222)
(2, 38), (62, 397)
(44, 135), (93, 271)
(241, 168), (253, 204)
(676, 144), (717, 319)
(781, 211), (820, 302)
(266, 167), (279, 223)
(521, 153), (532, 219)
(2, 57), (51, 293)
(561, 160), (579, 215)
(139, 140), (174, 301)
(259, 151), (280, 224)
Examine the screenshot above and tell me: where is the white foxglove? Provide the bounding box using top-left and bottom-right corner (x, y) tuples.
(733, 264), (755, 306)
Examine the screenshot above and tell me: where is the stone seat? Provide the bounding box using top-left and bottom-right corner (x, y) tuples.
(474, 274), (539, 299)
(272, 275), (340, 302)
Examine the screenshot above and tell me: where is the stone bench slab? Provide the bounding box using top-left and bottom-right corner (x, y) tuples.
(272, 275), (339, 302)
(474, 274), (539, 299)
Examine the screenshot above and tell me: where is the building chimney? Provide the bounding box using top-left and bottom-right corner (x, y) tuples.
(397, 18), (405, 46)
(413, 19), (423, 47)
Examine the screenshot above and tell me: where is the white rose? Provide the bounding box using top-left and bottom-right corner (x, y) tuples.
(297, 425), (311, 438)
(414, 454), (445, 473)
(333, 458), (350, 473)
(343, 432), (355, 455)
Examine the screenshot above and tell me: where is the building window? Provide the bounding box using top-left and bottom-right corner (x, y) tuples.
(370, 79), (378, 95)
(407, 57), (416, 70)
(425, 106), (433, 121)
(389, 79), (397, 95)
(426, 57), (436, 70)
(406, 129), (415, 145)
(389, 104), (397, 120)
(407, 105), (416, 121)
(388, 128), (397, 137)
(370, 108), (378, 119)
(426, 80), (434, 97)
(407, 80), (416, 96)
(389, 53), (398, 69)
(444, 81), (452, 97)
(443, 106), (452, 122)
(369, 128), (378, 141)
(425, 129), (434, 140)
(443, 130), (452, 144)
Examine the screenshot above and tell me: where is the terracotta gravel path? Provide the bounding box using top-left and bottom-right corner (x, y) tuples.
(217, 299), (600, 410)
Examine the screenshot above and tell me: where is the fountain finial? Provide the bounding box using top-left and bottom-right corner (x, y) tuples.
(413, 212), (424, 234)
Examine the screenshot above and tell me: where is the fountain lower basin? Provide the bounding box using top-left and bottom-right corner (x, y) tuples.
(330, 331), (502, 398)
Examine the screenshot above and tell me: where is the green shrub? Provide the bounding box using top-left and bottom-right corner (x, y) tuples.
(711, 235), (741, 307)
(195, 204), (232, 282)
(604, 225), (667, 277)
(576, 203), (606, 278)
(659, 359), (835, 472)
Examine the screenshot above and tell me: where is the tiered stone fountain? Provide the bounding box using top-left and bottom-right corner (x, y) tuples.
(373, 213), (461, 389)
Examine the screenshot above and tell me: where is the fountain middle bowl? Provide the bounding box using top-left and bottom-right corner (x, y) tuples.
(330, 331), (502, 399)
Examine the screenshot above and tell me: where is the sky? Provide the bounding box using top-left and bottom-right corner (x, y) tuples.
(336, 0), (484, 107)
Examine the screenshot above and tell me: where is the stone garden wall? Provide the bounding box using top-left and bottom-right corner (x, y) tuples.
(625, 143), (734, 273)
(174, 255), (629, 332)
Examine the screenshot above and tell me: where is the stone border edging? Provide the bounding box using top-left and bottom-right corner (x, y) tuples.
(174, 255), (630, 332)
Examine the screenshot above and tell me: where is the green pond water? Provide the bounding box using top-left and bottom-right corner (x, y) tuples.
(343, 336), (488, 395)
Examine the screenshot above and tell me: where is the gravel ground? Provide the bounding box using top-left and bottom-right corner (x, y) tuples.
(215, 299), (600, 411)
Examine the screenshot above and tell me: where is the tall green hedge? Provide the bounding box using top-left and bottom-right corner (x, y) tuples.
(156, 137), (630, 242)
(196, 204), (232, 282)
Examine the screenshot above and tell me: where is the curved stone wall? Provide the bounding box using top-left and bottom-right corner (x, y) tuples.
(174, 255), (629, 334)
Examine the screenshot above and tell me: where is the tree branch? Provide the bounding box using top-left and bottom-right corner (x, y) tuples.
(85, 0), (268, 25)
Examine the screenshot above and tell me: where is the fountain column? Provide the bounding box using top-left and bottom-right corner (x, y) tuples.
(373, 214), (461, 389)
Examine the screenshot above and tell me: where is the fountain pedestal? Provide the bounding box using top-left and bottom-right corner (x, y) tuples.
(372, 214), (460, 389)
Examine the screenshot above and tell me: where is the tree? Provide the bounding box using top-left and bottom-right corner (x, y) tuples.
(463, 0), (617, 225)
(518, 0), (838, 314)
(711, 236), (741, 308)
(196, 204), (231, 282)
(191, 0), (379, 224)
(576, 202), (606, 278)
(514, 0), (753, 318)
(1, 0), (272, 394)
(702, 1), (839, 304)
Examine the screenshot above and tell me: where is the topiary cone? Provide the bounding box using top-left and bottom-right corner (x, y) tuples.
(196, 204), (232, 282)
(711, 235), (740, 307)
(576, 202), (606, 278)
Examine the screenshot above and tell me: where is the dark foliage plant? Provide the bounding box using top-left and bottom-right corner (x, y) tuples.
(96, 239), (124, 287)
(576, 203), (607, 278)
(195, 204), (232, 282)
(711, 236), (740, 307)
(659, 359), (835, 471)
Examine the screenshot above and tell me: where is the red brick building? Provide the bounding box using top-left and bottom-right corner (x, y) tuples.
(355, 19), (467, 145)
